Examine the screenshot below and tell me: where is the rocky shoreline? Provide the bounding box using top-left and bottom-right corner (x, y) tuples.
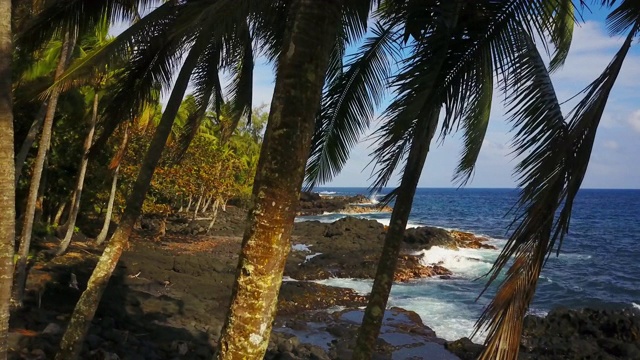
(7, 194), (640, 359)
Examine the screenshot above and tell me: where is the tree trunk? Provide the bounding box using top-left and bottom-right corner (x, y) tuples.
(0, 0), (16, 357)
(201, 195), (212, 213)
(13, 31), (75, 306)
(184, 195), (192, 213)
(57, 92), (98, 255)
(206, 198), (220, 233)
(14, 102), (46, 186)
(95, 166), (119, 245)
(33, 156), (47, 224)
(352, 110), (440, 359)
(192, 190), (203, 220)
(52, 201), (67, 227)
(215, 1), (340, 358)
(96, 124), (130, 245)
(55, 45), (202, 360)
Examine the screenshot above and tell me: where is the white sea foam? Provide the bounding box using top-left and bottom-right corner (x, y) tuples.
(374, 218), (422, 229)
(319, 191), (337, 196)
(415, 246), (498, 279)
(291, 244), (312, 252)
(282, 276), (298, 282)
(632, 302), (640, 310)
(304, 252), (322, 263)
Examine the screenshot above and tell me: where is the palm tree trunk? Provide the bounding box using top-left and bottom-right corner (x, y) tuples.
(215, 1), (340, 358)
(95, 166), (119, 245)
(57, 92), (99, 255)
(0, 0), (16, 357)
(14, 102), (47, 186)
(13, 30), (75, 306)
(96, 124), (130, 245)
(352, 109), (440, 360)
(55, 45), (202, 360)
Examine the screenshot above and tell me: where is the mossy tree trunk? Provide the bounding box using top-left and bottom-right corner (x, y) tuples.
(55, 45), (202, 360)
(13, 30), (75, 306)
(57, 92), (99, 255)
(215, 1), (341, 358)
(0, 0), (15, 357)
(352, 109), (440, 360)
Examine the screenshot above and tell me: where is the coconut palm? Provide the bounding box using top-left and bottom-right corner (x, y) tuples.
(305, 0), (576, 358)
(0, 0), (15, 357)
(475, 1), (640, 358)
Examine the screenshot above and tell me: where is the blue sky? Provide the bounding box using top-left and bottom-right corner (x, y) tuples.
(113, 6), (640, 189)
(248, 10), (640, 189)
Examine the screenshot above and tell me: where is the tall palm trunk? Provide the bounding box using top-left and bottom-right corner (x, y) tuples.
(57, 92), (99, 255)
(352, 110), (440, 360)
(0, 0), (16, 357)
(55, 45), (201, 360)
(13, 30), (75, 306)
(216, 1), (341, 358)
(96, 124), (129, 245)
(14, 103), (46, 185)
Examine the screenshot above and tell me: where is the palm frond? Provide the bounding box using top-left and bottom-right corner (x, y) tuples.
(451, 46), (493, 186)
(18, 0), (162, 53)
(475, 22), (637, 360)
(221, 24), (253, 143)
(305, 21), (400, 189)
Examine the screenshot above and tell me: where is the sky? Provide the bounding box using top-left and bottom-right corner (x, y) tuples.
(252, 10), (640, 189)
(112, 5), (640, 189)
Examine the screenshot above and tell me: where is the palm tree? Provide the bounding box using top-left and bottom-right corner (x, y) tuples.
(475, 1), (640, 358)
(305, 0), (575, 357)
(95, 123), (130, 245)
(0, 0), (15, 357)
(12, 28), (77, 306)
(215, 0), (343, 357)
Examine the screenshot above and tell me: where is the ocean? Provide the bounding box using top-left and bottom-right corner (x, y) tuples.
(296, 187), (640, 342)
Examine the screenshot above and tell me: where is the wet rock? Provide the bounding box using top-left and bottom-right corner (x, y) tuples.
(41, 323), (62, 336)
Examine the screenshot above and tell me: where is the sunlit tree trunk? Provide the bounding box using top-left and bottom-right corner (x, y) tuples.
(192, 189), (203, 220)
(14, 103), (46, 185)
(57, 92), (99, 255)
(352, 110), (440, 359)
(96, 124), (129, 245)
(206, 198), (220, 234)
(55, 45), (202, 360)
(13, 30), (75, 306)
(216, 1), (340, 358)
(0, 0), (16, 357)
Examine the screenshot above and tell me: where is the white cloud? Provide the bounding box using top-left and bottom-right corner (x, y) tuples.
(628, 110), (640, 133)
(603, 140), (619, 150)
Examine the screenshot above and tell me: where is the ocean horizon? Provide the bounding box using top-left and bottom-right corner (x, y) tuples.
(297, 187), (640, 341)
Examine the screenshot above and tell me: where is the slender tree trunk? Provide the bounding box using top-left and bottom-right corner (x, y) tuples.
(57, 92), (98, 255)
(52, 201), (67, 227)
(55, 45), (202, 360)
(0, 0), (16, 357)
(13, 31), (75, 306)
(184, 195), (193, 213)
(14, 103), (46, 186)
(201, 195), (212, 213)
(216, 1), (340, 358)
(206, 198), (220, 233)
(95, 166), (119, 245)
(352, 110), (440, 359)
(96, 124), (130, 245)
(192, 189), (203, 220)
(33, 156), (47, 224)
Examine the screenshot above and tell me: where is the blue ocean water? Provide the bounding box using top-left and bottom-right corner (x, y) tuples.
(297, 187), (640, 341)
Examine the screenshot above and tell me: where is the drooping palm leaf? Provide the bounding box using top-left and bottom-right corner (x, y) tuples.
(474, 14), (638, 360)
(305, 21), (401, 189)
